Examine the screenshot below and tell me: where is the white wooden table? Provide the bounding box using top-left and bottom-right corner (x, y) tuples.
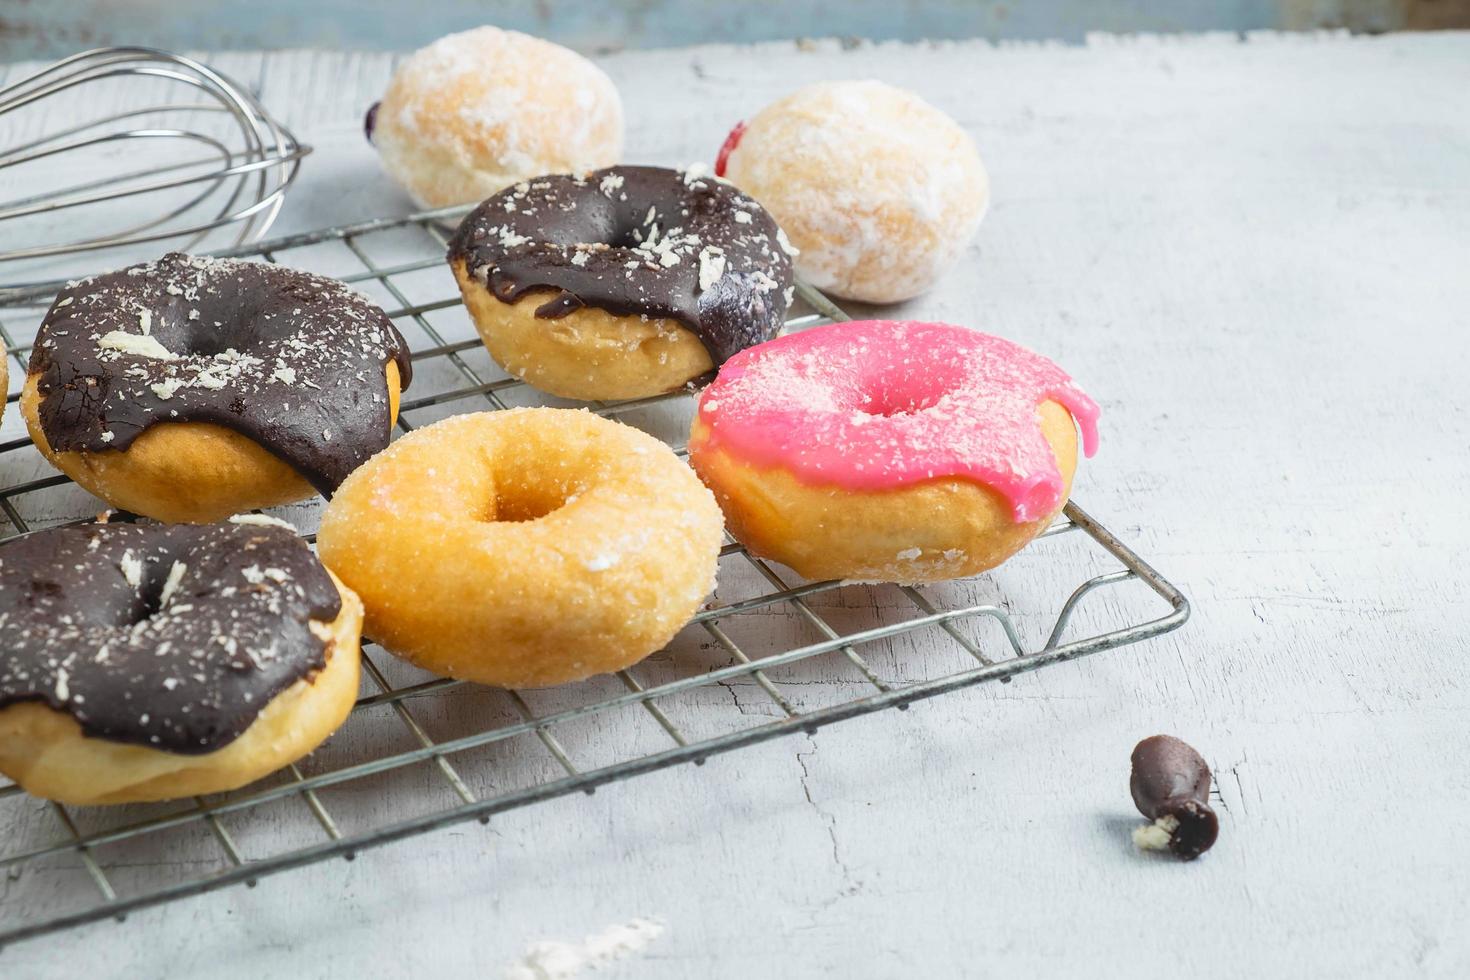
(2, 31), (1468, 978)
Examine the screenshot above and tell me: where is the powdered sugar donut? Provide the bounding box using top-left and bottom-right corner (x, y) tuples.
(688, 320), (1098, 583)
(366, 27), (623, 208)
(716, 80), (988, 304)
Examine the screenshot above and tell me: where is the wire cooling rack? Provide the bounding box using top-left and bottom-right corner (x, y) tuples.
(0, 207), (1189, 949)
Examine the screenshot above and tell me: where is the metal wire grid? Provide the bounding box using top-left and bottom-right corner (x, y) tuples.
(0, 207), (1189, 948)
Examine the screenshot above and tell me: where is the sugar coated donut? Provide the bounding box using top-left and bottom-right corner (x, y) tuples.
(367, 26), (623, 208)
(317, 408), (723, 687)
(717, 80), (988, 304)
(0, 518), (362, 804)
(688, 320), (1100, 583)
(448, 165), (795, 400)
(23, 253), (411, 523)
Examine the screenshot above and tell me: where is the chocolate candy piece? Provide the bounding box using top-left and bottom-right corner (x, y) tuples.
(1129, 735), (1219, 860)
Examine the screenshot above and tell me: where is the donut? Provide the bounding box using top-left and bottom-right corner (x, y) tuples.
(0, 518), (363, 804)
(716, 80), (988, 304)
(317, 408), (723, 687)
(447, 165), (795, 400)
(687, 320), (1100, 583)
(22, 253), (412, 523)
(366, 26), (623, 208)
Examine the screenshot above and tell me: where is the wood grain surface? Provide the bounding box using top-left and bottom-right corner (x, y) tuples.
(0, 30), (1467, 978)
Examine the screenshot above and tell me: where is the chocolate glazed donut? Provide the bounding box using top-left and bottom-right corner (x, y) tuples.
(23, 253), (412, 522)
(447, 165), (796, 401)
(0, 520), (365, 804)
(0, 522), (338, 751)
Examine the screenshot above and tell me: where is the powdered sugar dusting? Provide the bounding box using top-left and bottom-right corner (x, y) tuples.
(692, 320), (1100, 523)
(504, 917), (665, 980)
(370, 26), (623, 208)
(721, 80), (984, 303)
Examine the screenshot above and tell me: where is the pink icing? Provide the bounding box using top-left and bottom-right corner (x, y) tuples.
(691, 320), (1101, 523)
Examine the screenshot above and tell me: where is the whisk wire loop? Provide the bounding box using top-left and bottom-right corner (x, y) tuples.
(0, 47), (310, 270)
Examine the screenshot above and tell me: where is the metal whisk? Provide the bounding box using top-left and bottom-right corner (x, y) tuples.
(0, 47), (309, 289)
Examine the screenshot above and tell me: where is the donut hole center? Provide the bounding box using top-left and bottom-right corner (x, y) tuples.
(155, 320), (248, 358)
(126, 572), (170, 625)
(859, 389), (946, 418)
(604, 227), (647, 250)
(178, 331), (238, 358)
(486, 478), (583, 524)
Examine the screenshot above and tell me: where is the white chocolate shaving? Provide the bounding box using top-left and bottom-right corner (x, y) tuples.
(228, 513), (297, 531)
(98, 331), (175, 360)
(158, 561), (188, 607)
(119, 551), (143, 588)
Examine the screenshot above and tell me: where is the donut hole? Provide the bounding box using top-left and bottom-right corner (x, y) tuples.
(177, 329), (237, 358)
(124, 569), (173, 625)
(129, 590), (165, 625)
(156, 318), (251, 358)
(605, 227), (646, 250)
(858, 389), (946, 418)
(856, 361), (970, 418)
(485, 476), (584, 524)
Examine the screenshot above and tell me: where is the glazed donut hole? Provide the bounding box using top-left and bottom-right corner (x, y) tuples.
(851, 360), (973, 418)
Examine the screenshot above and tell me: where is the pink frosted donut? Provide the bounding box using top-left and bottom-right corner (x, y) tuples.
(687, 320), (1100, 582)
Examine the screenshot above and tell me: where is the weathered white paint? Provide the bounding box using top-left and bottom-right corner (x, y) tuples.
(0, 31), (1468, 978)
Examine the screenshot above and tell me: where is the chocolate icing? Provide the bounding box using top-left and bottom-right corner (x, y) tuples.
(446, 165), (796, 366)
(29, 253), (413, 495)
(364, 101), (380, 144)
(1130, 734), (1220, 859)
(0, 520), (343, 754)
